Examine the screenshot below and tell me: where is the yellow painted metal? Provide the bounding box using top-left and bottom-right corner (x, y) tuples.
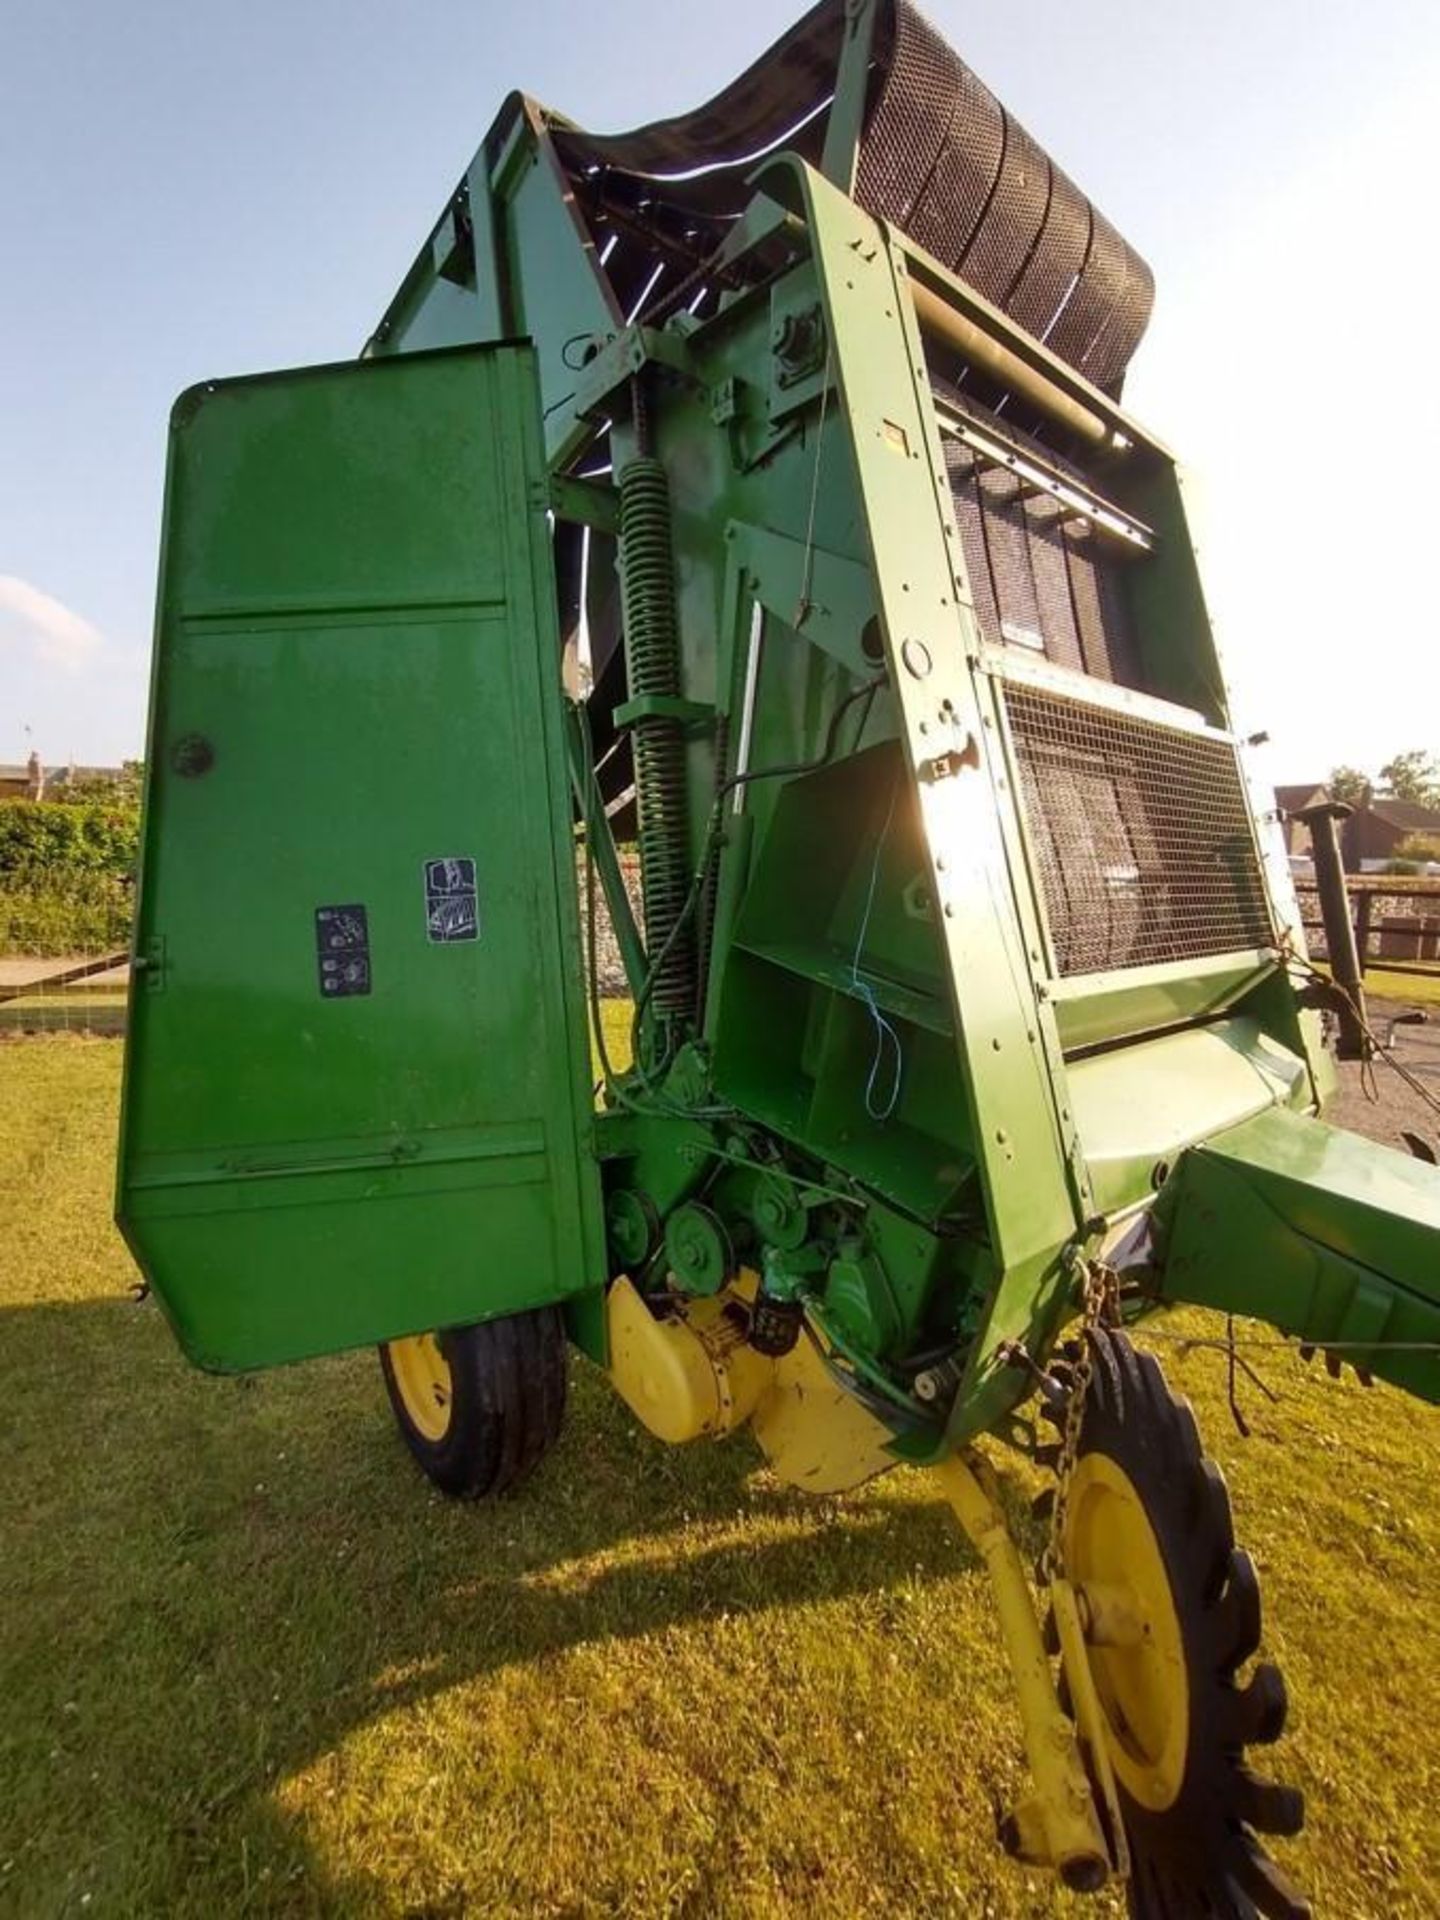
(386, 1333), (453, 1443)
(1062, 1452), (1190, 1814)
(934, 1451), (1111, 1891)
(1075, 1582), (1147, 1648)
(749, 1327), (897, 1494)
(1049, 1577), (1131, 1883)
(606, 1276), (771, 1445)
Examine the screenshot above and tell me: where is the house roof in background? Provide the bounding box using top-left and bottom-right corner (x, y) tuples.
(0, 761), (127, 789)
(1274, 782), (1329, 813)
(1366, 798), (1440, 831)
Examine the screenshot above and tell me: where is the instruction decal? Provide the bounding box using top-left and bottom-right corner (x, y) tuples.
(315, 904), (372, 998)
(425, 856), (479, 944)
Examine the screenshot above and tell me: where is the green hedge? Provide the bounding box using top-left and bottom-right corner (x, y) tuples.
(0, 876), (133, 956)
(0, 797), (139, 879)
(0, 799), (139, 955)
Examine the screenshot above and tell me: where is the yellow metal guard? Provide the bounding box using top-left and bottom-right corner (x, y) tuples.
(933, 1451), (1111, 1893)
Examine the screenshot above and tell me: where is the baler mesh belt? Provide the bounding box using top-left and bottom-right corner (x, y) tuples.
(942, 431), (1140, 686)
(857, 2), (1152, 388)
(1003, 683), (1273, 977)
(551, 0), (1153, 388)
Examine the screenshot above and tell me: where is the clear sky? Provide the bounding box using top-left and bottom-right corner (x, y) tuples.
(4, 0), (1438, 785)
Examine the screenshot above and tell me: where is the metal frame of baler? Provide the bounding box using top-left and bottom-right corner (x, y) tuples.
(352, 0), (1440, 1455)
(511, 149), (1322, 1427)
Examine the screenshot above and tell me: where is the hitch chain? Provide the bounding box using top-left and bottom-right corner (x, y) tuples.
(1042, 1260), (1119, 1584)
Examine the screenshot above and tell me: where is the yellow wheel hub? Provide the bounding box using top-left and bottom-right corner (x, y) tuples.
(387, 1333), (453, 1443)
(1063, 1450), (1189, 1813)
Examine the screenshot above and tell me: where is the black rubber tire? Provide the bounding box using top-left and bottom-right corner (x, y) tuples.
(379, 1307), (568, 1499)
(1051, 1329), (1309, 1920)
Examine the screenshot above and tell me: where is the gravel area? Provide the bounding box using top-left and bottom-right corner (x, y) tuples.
(1329, 1007), (1440, 1153)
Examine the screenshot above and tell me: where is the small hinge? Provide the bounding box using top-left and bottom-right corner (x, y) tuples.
(135, 935), (166, 993)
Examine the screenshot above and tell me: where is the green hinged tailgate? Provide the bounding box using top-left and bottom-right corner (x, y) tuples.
(117, 345), (604, 1371)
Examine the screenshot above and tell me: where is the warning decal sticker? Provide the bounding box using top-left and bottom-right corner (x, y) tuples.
(425, 857), (480, 944)
(315, 904), (372, 998)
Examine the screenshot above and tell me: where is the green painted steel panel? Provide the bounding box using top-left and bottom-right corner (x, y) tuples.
(767, 159), (1082, 1449)
(118, 345), (604, 1372)
(1066, 1018), (1310, 1218)
(1047, 952), (1277, 1054)
(1157, 1105), (1440, 1403)
(504, 148), (622, 454)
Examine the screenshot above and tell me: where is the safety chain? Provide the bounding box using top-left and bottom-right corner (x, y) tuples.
(1042, 1260), (1119, 1583)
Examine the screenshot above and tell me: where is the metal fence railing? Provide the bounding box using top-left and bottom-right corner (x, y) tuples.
(0, 949), (130, 1037)
(1294, 876), (1440, 983)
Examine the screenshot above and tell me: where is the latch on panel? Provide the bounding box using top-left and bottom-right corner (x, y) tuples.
(134, 935), (166, 993)
(921, 731), (980, 782)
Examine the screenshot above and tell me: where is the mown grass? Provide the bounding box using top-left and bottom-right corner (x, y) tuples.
(0, 994), (129, 1038)
(2, 1036), (1438, 1918)
(1360, 966), (1440, 1008)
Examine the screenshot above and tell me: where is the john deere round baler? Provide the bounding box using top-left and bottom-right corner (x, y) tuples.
(116, 7), (1440, 1912)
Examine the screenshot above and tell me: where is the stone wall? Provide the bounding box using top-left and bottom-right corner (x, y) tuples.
(1294, 878), (1440, 966)
(576, 848), (645, 996)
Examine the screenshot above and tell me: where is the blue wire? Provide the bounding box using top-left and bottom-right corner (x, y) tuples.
(849, 771), (904, 1122)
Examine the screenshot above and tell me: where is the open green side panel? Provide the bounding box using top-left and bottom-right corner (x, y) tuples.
(118, 345), (604, 1372)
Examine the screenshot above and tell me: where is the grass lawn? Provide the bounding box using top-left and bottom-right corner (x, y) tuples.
(1361, 966), (1440, 1008)
(2, 1035), (1439, 1917)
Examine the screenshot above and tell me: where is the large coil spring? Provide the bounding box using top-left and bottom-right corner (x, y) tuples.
(618, 457), (695, 1024)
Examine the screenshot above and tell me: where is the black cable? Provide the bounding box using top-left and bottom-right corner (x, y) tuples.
(1281, 941), (1440, 1124)
(716, 672), (887, 807)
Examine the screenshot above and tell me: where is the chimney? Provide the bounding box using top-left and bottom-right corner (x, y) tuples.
(25, 750), (44, 802)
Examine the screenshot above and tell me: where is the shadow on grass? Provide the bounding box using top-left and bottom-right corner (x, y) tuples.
(0, 1290), (1009, 1915)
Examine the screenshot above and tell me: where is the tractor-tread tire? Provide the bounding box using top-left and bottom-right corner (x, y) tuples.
(380, 1307), (567, 1499)
(1062, 1328), (1309, 1920)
